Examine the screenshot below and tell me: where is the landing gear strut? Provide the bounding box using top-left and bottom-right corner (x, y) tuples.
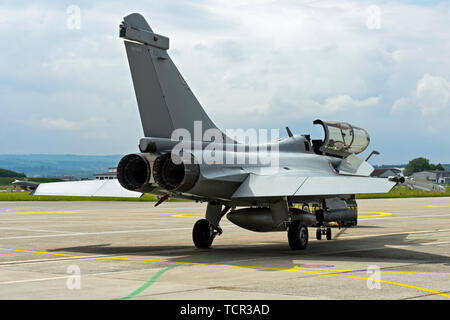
(316, 226), (332, 240)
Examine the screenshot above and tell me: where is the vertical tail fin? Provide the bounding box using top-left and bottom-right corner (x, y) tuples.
(121, 13), (221, 140)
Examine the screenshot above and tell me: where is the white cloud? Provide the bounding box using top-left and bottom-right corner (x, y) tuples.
(391, 97), (410, 113)
(416, 74), (450, 117)
(392, 74), (450, 132)
(39, 118), (78, 129)
(0, 0), (449, 163)
(321, 95), (380, 113)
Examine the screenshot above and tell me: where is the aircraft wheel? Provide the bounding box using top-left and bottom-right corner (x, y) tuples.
(326, 227), (332, 240)
(316, 228), (322, 240)
(192, 219), (214, 249)
(288, 221), (308, 250)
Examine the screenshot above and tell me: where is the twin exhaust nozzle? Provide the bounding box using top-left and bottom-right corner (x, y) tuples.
(388, 176), (405, 184)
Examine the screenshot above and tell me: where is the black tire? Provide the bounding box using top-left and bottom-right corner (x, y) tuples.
(288, 221), (308, 250)
(316, 228), (322, 240)
(326, 227), (332, 240)
(193, 219), (214, 249)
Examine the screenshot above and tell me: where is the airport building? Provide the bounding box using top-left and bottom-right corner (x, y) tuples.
(412, 170), (450, 185)
(94, 168), (117, 180)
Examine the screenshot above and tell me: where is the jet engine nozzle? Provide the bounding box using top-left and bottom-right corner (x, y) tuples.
(153, 152), (200, 192)
(117, 153), (151, 191)
(388, 176), (405, 184)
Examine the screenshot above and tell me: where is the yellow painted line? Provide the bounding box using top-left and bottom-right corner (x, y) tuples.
(0, 248), (94, 259)
(0, 247), (449, 299)
(5, 208), (26, 213)
(22, 211), (76, 214)
(93, 257), (450, 299)
(170, 213), (203, 218)
(292, 267), (450, 275)
(171, 211), (393, 219)
(359, 211), (392, 218)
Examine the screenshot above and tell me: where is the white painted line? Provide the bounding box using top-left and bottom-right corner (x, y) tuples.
(338, 228), (450, 240)
(0, 225), (235, 240)
(0, 276), (70, 285)
(420, 240), (450, 246)
(0, 267), (174, 285)
(0, 227), (191, 240)
(0, 227), (80, 234)
(361, 213), (450, 221)
(0, 255), (108, 266)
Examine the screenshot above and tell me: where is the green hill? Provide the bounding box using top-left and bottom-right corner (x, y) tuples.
(0, 154), (123, 179)
(0, 177), (63, 186)
(0, 168), (26, 178)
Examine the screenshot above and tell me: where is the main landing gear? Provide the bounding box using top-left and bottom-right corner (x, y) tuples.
(192, 203), (229, 249)
(316, 226), (332, 241)
(192, 219), (217, 249)
(288, 221), (309, 250)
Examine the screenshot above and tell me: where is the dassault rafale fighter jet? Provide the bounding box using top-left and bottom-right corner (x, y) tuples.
(116, 13), (403, 250)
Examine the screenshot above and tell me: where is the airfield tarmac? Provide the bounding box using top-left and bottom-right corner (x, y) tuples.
(0, 197), (449, 300)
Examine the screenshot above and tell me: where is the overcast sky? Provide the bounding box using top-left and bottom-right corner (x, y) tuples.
(0, 0), (449, 164)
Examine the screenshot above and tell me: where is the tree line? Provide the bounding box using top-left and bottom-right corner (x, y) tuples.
(0, 168), (26, 178)
(403, 158), (445, 176)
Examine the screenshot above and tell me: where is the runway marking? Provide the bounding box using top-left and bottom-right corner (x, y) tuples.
(0, 227), (195, 240)
(0, 255), (110, 266)
(0, 275), (72, 285)
(25, 211), (77, 214)
(0, 247), (449, 299)
(291, 267), (450, 275)
(4, 209), (26, 213)
(4, 209), (76, 214)
(359, 211), (392, 218)
(360, 213), (450, 221)
(0, 227), (80, 234)
(0, 248), (96, 259)
(420, 240), (450, 246)
(171, 211), (393, 219)
(170, 213), (203, 218)
(121, 265), (179, 300)
(0, 267), (175, 286)
(425, 205), (450, 208)
(96, 258), (450, 299)
(338, 228), (450, 240)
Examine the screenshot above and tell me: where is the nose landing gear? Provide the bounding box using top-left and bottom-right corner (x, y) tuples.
(316, 226), (332, 241)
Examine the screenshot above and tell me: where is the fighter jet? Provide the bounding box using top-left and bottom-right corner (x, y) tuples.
(120, 13), (402, 250)
(12, 179), (40, 191)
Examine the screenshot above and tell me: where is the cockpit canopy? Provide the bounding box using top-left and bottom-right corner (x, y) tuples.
(312, 119), (370, 158)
